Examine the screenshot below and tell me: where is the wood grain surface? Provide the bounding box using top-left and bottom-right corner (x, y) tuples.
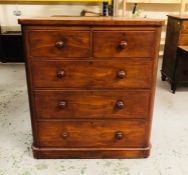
(34, 90), (150, 119)
(20, 17), (164, 158)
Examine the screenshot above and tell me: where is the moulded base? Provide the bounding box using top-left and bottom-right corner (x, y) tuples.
(32, 145), (151, 159)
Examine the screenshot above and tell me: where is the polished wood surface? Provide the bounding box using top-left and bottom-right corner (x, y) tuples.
(93, 31), (155, 58)
(36, 120), (146, 148)
(178, 45), (188, 51)
(18, 17), (164, 26)
(32, 146), (150, 159)
(29, 31), (90, 58)
(31, 60), (152, 89)
(19, 17), (163, 158)
(34, 90), (150, 119)
(181, 21), (188, 33)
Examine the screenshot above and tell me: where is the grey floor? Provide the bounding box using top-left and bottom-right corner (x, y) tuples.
(0, 60), (188, 175)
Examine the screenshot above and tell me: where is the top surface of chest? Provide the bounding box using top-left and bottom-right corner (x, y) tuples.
(18, 16), (164, 26)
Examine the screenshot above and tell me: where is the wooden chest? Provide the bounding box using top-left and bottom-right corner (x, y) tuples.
(161, 15), (188, 93)
(18, 17), (164, 159)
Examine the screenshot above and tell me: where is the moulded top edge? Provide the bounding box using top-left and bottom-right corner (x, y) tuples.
(18, 17), (165, 26)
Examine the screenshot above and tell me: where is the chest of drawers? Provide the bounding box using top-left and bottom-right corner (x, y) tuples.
(161, 15), (188, 93)
(19, 17), (164, 159)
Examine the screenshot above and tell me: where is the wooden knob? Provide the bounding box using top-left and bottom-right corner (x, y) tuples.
(116, 100), (125, 109)
(59, 101), (67, 109)
(117, 70), (126, 79)
(119, 41), (128, 49)
(115, 131), (124, 140)
(61, 132), (69, 138)
(55, 41), (64, 49)
(57, 70), (65, 79)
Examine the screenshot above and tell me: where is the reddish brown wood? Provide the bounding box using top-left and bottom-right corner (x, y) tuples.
(93, 31), (155, 58)
(34, 90), (150, 119)
(181, 21), (188, 33)
(31, 60), (153, 89)
(178, 34), (188, 45)
(28, 30), (90, 58)
(32, 146), (150, 159)
(19, 17), (164, 159)
(145, 27), (162, 150)
(18, 16), (164, 26)
(36, 120), (147, 148)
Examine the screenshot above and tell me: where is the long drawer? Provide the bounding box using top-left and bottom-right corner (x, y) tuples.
(93, 31), (155, 58)
(28, 30), (90, 58)
(36, 120), (147, 148)
(34, 90), (150, 119)
(31, 60), (153, 89)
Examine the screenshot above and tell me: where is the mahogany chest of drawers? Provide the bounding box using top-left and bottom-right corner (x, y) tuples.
(19, 17), (164, 159)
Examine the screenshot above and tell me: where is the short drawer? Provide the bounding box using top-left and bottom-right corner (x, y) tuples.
(34, 90), (150, 119)
(31, 60), (153, 89)
(27, 30), (90, 58)
(36, 120), (147, 148)
(93, 31), (155, 58)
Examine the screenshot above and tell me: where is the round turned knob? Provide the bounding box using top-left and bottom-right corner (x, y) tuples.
(55, 41), (64, 49)
(115, 131), (124, 140)
(57, 70), (65, 79)
(116, 100), (125, 109)
(61, 132), (69, 138)
(59, 101), (67, 109)
(119, 41), (128, 49)
(117, 70), (126, 79)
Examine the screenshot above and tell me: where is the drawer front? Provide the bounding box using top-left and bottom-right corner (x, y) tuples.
(31, 60), (152, 89)
(178, 34), (188, 45)
(28, 30), (90, 58)
(34, 90), (150, 119)
(37, 120), (146, 148)
(181, 21), (188, 33)
(93, 31), (155, 58)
